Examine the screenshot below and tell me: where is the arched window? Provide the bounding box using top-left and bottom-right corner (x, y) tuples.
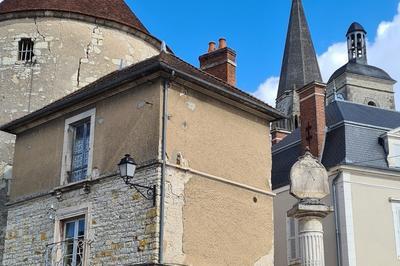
(368, 101), (377, 107)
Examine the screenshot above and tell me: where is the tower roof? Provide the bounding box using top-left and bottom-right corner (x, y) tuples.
(277, 0), (322, 98)
(347, 22), (367, 35)
(0, 0), (149, 34)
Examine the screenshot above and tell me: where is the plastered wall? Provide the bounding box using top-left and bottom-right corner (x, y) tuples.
(10, 81), (161, 201)
(166, 83), (272, 191)
(0, 16), (159, 165)
(350, 171), (400, 266)
(163, 167), (274, 266)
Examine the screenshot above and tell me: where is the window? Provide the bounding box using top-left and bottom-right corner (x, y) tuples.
(61, 109), (96, 185)
(18, 38), (34, 62)
(70, 119), (91, 182)
(391, 202), (400, 258)
(63, 217), (86, 266)
(287, 217), (300, 264)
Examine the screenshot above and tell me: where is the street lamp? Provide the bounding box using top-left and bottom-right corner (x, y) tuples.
(118, 154), (156, 206)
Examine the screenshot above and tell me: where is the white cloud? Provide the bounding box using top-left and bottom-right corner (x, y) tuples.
(254, 3), (400, 109)
(253, 76), (280, 106)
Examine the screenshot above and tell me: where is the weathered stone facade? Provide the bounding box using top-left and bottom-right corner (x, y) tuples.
(2, 166), (160, 266)
(0, 16), (159, 165)
(326, 72), (396, 109)
(0, 163), (11, 263)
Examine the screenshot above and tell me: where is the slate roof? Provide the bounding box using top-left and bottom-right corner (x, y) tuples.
(277, 0), (322, 98)
(0, 0), (149, 33)
(0, 52), (283, 134)
(272, 100), (400, 189)
(328, 60), (395, 83)
(347, 22), (367, 35)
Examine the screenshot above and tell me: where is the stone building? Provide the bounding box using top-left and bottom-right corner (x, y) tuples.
(0, 0), (164, 261)
(0, 1), (283, 265)
(0, 0), (163, 167)
(271, 3), (400, 265)
(326, 23), (396, 110)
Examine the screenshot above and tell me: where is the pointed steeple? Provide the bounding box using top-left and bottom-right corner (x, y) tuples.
(277, 0), (322, 98)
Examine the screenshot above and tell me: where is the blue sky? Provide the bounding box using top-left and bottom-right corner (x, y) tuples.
(128, 0), (400, 106)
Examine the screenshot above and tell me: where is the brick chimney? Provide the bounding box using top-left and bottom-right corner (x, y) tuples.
(297, 81), (327, 158)
(271, 129), (290, 145)
(199, 38), (237, 86)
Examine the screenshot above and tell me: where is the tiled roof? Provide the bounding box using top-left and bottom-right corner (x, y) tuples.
(0, 0), (149, 33)
(0, 52), (283, 133)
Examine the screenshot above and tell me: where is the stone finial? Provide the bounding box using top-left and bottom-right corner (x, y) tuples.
(290, 151), (329, 200)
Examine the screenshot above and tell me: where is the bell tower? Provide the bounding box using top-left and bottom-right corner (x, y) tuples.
(347, 22), (367, 64)
(326, 22), (396, 110)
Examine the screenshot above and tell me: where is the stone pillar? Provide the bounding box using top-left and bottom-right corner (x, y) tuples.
(288, 151), (333, 266)
(298, 216), (325, 266)
(288, 203), (333, 266)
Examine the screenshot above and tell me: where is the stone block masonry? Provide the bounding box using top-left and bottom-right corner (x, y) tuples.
(2, 165), (161, 266)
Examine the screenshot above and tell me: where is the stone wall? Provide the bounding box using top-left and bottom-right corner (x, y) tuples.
(0, 163), (11, 264)
(2, 165), (160, 266)
(326, 73), (395, 110)
(0, 183), (8, 264)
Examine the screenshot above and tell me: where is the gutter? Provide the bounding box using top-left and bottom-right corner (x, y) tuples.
(159, 73), (173, 264)
(332, 172), (342, 266)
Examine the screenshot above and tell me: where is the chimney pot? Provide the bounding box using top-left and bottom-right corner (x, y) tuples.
(208, 41), (216, 52)
(219, 38), (227, 49)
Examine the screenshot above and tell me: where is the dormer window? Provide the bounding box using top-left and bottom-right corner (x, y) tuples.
(381, 129), (400, 169)
(18, 38), (34, 62)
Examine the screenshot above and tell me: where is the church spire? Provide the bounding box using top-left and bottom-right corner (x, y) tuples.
(277, 0), (322, 99)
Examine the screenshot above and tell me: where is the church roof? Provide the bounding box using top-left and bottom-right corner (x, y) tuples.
(347, 22), (367, 35)
(328, 60), (395, 83)
(277, 0), (322, 98)
(0, 0), (149, 33)
(272, 100), (400, 189)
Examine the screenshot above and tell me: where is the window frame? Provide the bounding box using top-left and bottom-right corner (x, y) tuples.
(61, 109), (96, 185)
(391, 201), (400, 259)
(63, 217), (86, 266)
(18, 38), (34, 63)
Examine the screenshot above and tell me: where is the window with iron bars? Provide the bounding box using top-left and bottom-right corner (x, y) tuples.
(18, 38), (34, 62)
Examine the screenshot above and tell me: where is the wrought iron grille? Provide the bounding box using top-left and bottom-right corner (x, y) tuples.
(44, 239), (90, 266)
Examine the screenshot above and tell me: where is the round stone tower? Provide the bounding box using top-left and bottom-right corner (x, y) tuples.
(0, 0), (163, 165)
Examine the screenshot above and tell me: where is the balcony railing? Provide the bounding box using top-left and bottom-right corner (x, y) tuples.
(44, 239), (90, 266)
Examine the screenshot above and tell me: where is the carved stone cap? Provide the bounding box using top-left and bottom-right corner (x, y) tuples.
(290, 151), (329, 200)
(287, 202), (334, 219)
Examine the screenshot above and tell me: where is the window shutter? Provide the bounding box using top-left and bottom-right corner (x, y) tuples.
(287, 217), (298, 261)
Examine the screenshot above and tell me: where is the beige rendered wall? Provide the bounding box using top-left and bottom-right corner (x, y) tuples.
(163, 167), (274, 266)
(349, 170), (400, 266)
(162, 83), (274, 265)
(0, 16), (159, 165)
(10, 81), (161, 201)
(273, 181), (338, 266)
(166, 83), (272, 191)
